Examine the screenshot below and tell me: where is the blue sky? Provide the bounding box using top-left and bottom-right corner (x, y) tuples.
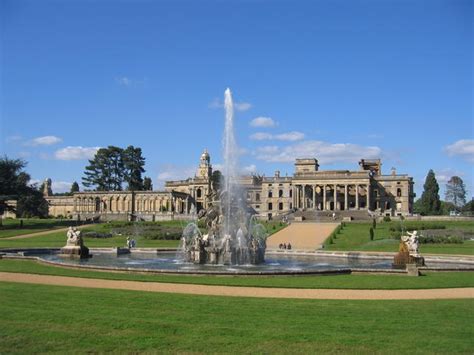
(1, 0), (472, 198)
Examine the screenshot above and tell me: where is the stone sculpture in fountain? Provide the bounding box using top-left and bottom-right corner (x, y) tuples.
(179, 88), (267, 265)
(59, 227), (91, 258)
(393, 230), (425, 269)
(180, 191), (267, 265)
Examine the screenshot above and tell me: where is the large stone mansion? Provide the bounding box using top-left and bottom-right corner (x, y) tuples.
(45, 149), (414, 221)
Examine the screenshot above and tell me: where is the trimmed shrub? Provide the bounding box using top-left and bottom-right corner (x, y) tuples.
(369, 227), (374, 241)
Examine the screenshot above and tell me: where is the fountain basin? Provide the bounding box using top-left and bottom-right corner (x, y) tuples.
(2, 248), (473, 275)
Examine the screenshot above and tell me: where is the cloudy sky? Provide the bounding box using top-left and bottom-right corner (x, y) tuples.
(1, 0), (472, 197)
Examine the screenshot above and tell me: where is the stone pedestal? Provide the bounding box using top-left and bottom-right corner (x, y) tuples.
(192, 250), (206, 264)
(59, 245), (91, 259)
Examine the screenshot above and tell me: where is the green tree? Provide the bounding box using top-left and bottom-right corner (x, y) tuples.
(440, 201), (456, 215)
(83, 146), (124, 191)
(0, 156), (48, 219)
(123, 146), (145, 190)
(70, 181), (80, 193)
(143, 177), (153, 191)
(211, 170), (223, 193)
(419, 169), (441, 215)
(445, 176), (467, 209)
(462, 199), (474, 215)
(17, 186), (49, 218)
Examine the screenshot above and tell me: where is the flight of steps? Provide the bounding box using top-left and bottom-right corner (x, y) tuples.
(287, 209), (373, 222)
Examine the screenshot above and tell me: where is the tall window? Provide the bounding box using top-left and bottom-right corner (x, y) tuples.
(279, 190), (283, 198)
(268, 203), (273, 210)
(289, 189), (293, 198)
(256, 193), (260, 202)
(279, 202), (283, 210)
(268, 191), (273, 198)
(397, 188), (402, 197)
(197, 188), (202, 198)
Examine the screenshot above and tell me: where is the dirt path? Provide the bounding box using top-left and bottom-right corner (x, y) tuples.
(1, 272), (472, 300)
(267, 222), (338, 250)
(4, 224), (94, 240)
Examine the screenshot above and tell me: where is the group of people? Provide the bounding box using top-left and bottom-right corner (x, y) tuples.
(126, 237), (137, 249)
(278, 242), (292, 250)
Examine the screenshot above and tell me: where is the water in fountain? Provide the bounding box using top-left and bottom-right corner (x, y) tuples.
(179, 88), (268, 265)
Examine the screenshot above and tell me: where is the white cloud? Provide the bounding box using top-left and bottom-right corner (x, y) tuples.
(256, 145), (279, 154)
(6, 135), (23, 143)
(434, 168), (465, 185)
(444, 139), (474, 163)
(249, 131), (305, 141)
(208, 98), (252, 112)
(54, 146), (100, 160)
(250, 132), (273, 140)
(368, 133), (384, 139)
(115, 76), (132, 86)
(29, 135), (62, 146)
(250, 116), (277, 128)
(274, 131), (305, 141)
(52, 181), (73, 193)
(241, 164), (257, 174)
(234, 102), (252, 112)
(255, 140), (382, 165)
(156, 165), (196, 188)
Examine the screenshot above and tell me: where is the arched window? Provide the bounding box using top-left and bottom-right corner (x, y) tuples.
(279, 190), (283, 198)
(197, 188), (202, 198)
(268, 191), (273, 198)
(397, 188), (402, 197)
(289, 189), (293, 198)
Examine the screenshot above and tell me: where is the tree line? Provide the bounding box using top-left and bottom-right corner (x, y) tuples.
(415, 169), (471, 215)
(82, 145), (152, 191)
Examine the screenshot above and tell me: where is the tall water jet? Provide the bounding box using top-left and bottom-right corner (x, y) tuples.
(179, 88), (267, 265)
(222, 88), (239, 236)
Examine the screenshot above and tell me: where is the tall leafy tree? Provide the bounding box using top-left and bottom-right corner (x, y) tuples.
(0, 157), (30, 215)
(83, 146), (124, 191)
(123, 146), (145, 190)
(211, 170), (223, 193)
(70, 181), (80, 193)
(0, 156), (48, 219)
(17, 187), (49, 218)
(445, 176), (467, 209)
(143, 177), (153, 191)
(420, 169), (441, 215)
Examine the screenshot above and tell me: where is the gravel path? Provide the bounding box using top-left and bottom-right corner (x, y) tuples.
(1, 272), (472, 300)
(4, 224), (93, 240)
(267, 222), (338, 250)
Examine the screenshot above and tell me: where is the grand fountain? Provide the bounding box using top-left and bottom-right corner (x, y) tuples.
(4, 88), (473, 275)
(178, 88), (267, 265)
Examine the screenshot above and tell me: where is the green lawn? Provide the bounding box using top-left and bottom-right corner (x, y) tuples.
(0, 218), (83, 238)
(1, 259), (473, 290)
(0, 282), (472, 353)
(0, 219), (286, 249)
(325, 221), (474, 255)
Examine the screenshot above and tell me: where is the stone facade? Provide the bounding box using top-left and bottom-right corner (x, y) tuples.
(45, 149), (414, 220)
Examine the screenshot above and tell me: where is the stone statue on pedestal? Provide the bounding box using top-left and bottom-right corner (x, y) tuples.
(393, 230), (424, 269)
(60, 227), (91, 258)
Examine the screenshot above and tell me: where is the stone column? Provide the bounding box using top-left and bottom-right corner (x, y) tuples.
(323, 185), (327, 211)
(333, 185), (337, 210)
(312, 185), (316, 210)
(296, 185), (299, 209)
(302, 185), (306, 209)
(367, 184), (371, 210)
(355, 185), (359, 210)
(344, 184), (348, 210)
